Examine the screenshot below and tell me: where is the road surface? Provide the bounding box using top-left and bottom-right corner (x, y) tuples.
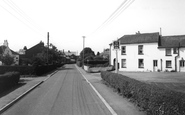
(2, 64), (112, 115)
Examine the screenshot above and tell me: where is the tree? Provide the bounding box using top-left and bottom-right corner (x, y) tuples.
(96, 52), (100, 56)
(2, 54), (14, 65)
(80, 47), (95, 61)
(23, 46), (27, 51)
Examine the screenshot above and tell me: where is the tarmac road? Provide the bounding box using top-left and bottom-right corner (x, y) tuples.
(2, 64), (112, 115)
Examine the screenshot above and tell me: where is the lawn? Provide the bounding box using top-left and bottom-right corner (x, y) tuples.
(119, 71), (185, 93)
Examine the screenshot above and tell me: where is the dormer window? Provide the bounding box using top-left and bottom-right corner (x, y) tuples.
(138, 45), (143, 55)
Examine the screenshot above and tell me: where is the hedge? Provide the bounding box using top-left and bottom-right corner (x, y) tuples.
(0, 63), (64, 76)
(0, 66), (34, 75)
(0, 72), (20, 92)
(101, 71), (185, 115)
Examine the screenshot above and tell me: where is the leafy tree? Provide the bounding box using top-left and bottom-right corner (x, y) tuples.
(80, 47), (95, 61)
(2, 54), (14, 65)
(96, 52), (100, 56)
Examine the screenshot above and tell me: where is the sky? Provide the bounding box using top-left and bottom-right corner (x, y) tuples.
(0, 0), (185, 54)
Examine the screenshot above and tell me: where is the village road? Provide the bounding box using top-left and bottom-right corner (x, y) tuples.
(2, 64), (111, 115)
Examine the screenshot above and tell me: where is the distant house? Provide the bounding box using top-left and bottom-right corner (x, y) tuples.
(0, 40), (19, 65)
(19, 41), (46, 65)
(110, 32), (185, 72)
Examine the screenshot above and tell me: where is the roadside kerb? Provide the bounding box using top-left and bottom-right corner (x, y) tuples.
(75, 65), (117, 115)
(0, 69), (58, 114)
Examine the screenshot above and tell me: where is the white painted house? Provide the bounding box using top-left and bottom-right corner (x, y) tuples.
(110, 32), (185, 72)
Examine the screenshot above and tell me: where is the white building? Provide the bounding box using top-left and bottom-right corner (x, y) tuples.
(110, 32), (185, 72)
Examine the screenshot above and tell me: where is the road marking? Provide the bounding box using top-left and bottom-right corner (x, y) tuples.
(75, 65), (117, 115)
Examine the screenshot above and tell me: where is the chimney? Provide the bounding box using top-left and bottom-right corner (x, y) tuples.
(3, 40), (8, 47)
(160, 28), (162, 36)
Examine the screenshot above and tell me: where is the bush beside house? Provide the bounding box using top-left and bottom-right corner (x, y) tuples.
(101, 71), (185, 115)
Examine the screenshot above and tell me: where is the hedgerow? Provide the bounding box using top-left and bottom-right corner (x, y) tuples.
(101, 71), (185, 115)
(0, 72), (20, 92)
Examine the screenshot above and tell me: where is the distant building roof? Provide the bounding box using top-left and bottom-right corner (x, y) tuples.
(159, 35), (185, 48)
(64, 51), (77, 56)
(119, 32), (160, 44)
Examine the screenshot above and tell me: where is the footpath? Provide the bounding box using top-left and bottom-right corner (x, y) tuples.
(76, 65), (146, 115)
(0, 70), (58, 114)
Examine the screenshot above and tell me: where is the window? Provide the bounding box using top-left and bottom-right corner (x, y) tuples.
(121, 46), (126, 55)
(138, 45), (143, 55)
(121, 59), (126, 68)
(180, 60), (185, 67)
(166, 60), (172, 68)
(138, 59), (144, 68)
(153, 60), (157, 67)
(173, 48), (178, 54)
(166, 48), (171, 56)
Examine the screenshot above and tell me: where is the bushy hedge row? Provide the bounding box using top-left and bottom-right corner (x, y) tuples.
(0, 72), (20, 92)
(0, 63), (64, 76)
(101, 71), (185, 115)
(34, 64), (58, 76)
(0, 66), (34, 75)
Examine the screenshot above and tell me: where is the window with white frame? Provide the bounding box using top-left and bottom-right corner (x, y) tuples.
(138, 59), (144, 68)
(121, 59), (126, 68)
(138, 45), (143, 55)
(121, 46), (126, 55)
(173, 48), (178, 54)
(166, 60), (172, 68)
(166, 48), (171, 56)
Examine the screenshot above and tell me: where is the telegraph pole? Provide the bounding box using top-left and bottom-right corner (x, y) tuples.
(47, 32), (49, 64)
(82, 36), (85, 68)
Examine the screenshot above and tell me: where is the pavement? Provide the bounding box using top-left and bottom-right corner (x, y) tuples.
(0, 70), (58, 114)
(77, 66), (145, 115)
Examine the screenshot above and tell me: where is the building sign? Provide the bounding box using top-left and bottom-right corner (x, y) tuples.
(113, 40), (120, 49)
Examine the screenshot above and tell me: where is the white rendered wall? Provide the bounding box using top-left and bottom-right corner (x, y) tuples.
(110, 43), (179, 72)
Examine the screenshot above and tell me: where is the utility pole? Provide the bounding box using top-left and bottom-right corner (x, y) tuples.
(82, 36), (85, 68)
(47, 32), (49, 64)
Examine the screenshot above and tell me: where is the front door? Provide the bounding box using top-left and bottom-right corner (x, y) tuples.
(180, 60), (185, 72)
(153, 60), (158, 72)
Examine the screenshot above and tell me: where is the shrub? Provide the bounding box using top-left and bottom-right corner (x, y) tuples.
(101, 71), (185, 115)
(0, 72), (20, 92)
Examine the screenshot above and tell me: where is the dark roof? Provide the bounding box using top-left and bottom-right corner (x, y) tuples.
(159, 35), (185, 48)
(119, 32), (159, 44)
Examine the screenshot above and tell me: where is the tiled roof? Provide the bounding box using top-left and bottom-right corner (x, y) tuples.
(119, 32), (159, 44)
(159, 35), (185, 48)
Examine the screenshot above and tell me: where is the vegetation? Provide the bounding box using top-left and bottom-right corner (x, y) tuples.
(0, 54), (14, 65)
(0, 72), (20, 92)
(101, 71), (185, 115)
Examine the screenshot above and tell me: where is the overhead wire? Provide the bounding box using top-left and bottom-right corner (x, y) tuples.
(1, 0), (46, 38)
(89, 0), (135, 37)
(7, 0), (46, 34)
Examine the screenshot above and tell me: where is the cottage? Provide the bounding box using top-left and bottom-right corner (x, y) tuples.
(0, 40), (19, 65)
(110, 32), (185, 72)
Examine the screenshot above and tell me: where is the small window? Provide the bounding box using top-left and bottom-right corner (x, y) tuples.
(173, 48), (178, 54)
(180, 60), (185, 67)
(121, 59), (126, 68)
(121, 46), (126, 55)
(138, 45), (143, 55)
(166, 48), (171, 56)
(138, 59), (144, 68)
(166, 61), (172, 68)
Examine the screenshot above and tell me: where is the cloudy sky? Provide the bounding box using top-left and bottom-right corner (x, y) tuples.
(0, 0), (185, 54)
